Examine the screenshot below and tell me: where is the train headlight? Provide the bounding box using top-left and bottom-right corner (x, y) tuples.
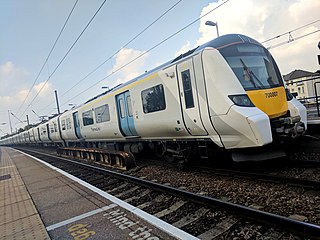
(228, 94), (254, 107)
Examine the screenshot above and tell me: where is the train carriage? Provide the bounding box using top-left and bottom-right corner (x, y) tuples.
(0, 34), (307, 162)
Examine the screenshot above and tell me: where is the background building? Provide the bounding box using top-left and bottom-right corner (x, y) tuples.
(283, 69), (320, 103)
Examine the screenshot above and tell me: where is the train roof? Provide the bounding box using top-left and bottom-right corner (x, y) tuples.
(106, 34), (262, 94)
(198, 34), (262, 51)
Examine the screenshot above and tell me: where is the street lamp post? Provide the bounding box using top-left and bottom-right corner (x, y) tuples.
(205, 20), (219, 37)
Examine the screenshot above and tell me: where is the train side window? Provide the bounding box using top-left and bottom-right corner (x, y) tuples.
(95, 104), (110, 123)
(141, 84), (166, 114)
(181, 70), (194, 108)
(61, 120), (66, 131)
(82, 110), (94, 126)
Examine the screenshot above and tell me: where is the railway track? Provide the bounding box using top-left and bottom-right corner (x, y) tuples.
(17, 148), (320, 239)
(197, 167), (320, 190)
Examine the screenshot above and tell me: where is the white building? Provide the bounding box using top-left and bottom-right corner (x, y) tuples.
(283, 69), (320, 103)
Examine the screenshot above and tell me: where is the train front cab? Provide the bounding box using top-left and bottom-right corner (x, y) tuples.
(217, 38), (306, 139)
(202, 34), (306, 160)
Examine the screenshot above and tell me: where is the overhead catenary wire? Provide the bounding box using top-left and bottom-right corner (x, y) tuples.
(59, 21), (319, 115)
(262, 19), (320, 44)
(32, 2), (319, 118)
(266, 29), (320, 49)
(17, 0), (108, 123)
(37, 0), (184, 114)
(58, 0), (231, 109)
(15, 0), (79, 120)
(59, 0), (183, 99)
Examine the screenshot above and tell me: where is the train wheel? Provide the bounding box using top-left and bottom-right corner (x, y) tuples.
(155, 142), (165, 158)
(163, 153), (175, 163)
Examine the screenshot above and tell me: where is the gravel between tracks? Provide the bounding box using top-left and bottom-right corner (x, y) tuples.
(131, 163), (320, 225)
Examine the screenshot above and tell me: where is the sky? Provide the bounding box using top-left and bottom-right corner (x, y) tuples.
(0, 0), (319, 136)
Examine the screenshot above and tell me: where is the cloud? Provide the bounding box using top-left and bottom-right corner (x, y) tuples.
(0, 61), (29, 97)
(176, 0), (320, 74)
(0, 77), (55, 130)
(108, 48), (150, 86)
(33, 81), (54, 99)
(195, 0), (271, 46)
(175, 41), (191, 57)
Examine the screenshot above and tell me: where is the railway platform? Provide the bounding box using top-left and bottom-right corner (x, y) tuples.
(0, 147), (197, 240)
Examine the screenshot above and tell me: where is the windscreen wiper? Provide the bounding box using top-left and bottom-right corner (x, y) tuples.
(240, 58), (264, 88)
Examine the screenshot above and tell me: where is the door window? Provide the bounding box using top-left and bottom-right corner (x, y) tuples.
(126, 96), (133, 117)
(119, 99), (125, 118)
(181, 70), (194, 108)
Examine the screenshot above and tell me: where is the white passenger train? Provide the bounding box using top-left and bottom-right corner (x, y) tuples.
(1, 34), (307, 162)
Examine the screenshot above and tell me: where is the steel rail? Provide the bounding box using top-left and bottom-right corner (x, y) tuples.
(21, 148), (320, 239)
(209, 168), (320, 190)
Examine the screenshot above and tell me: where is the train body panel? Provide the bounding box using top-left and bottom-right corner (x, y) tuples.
(288, 98), (307, 125)
(246, 87), (288, 119)
(20, 132), (27, 144)
(39, 123), (51, 143)
(59, 110), (78, 142)
(202, 49), (246, 116)
(28, 128), (35, 143)
(34, 126), (41, 143)
(48, 116), (63, 143)
(76, 97), (123, 141)
(211, 106), (272, 148)
(175, 58), (208, 136)
(132, 69), (189, 139)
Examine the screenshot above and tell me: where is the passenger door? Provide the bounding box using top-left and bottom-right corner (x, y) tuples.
(176, 59), (208, 136)
(73, 112), (83, 139)
(116, 91), (138, 137)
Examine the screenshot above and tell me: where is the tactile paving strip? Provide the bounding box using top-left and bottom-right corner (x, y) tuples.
(0, 148), (50, 240)
(0, 213), (49, 239)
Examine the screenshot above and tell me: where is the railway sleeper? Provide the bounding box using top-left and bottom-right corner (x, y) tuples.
(57, 147), (136, 170)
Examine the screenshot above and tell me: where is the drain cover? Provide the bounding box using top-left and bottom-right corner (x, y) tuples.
(0, 174), (11, 181)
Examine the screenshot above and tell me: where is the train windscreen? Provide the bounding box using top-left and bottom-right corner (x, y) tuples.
(219, 44), (283, 90)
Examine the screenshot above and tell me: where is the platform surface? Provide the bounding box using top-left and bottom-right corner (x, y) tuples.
(0, 147), (197, 240)
(0, 148), (50, 239)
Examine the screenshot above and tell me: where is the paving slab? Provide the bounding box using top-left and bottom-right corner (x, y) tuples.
(1, 147), (198, 240)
